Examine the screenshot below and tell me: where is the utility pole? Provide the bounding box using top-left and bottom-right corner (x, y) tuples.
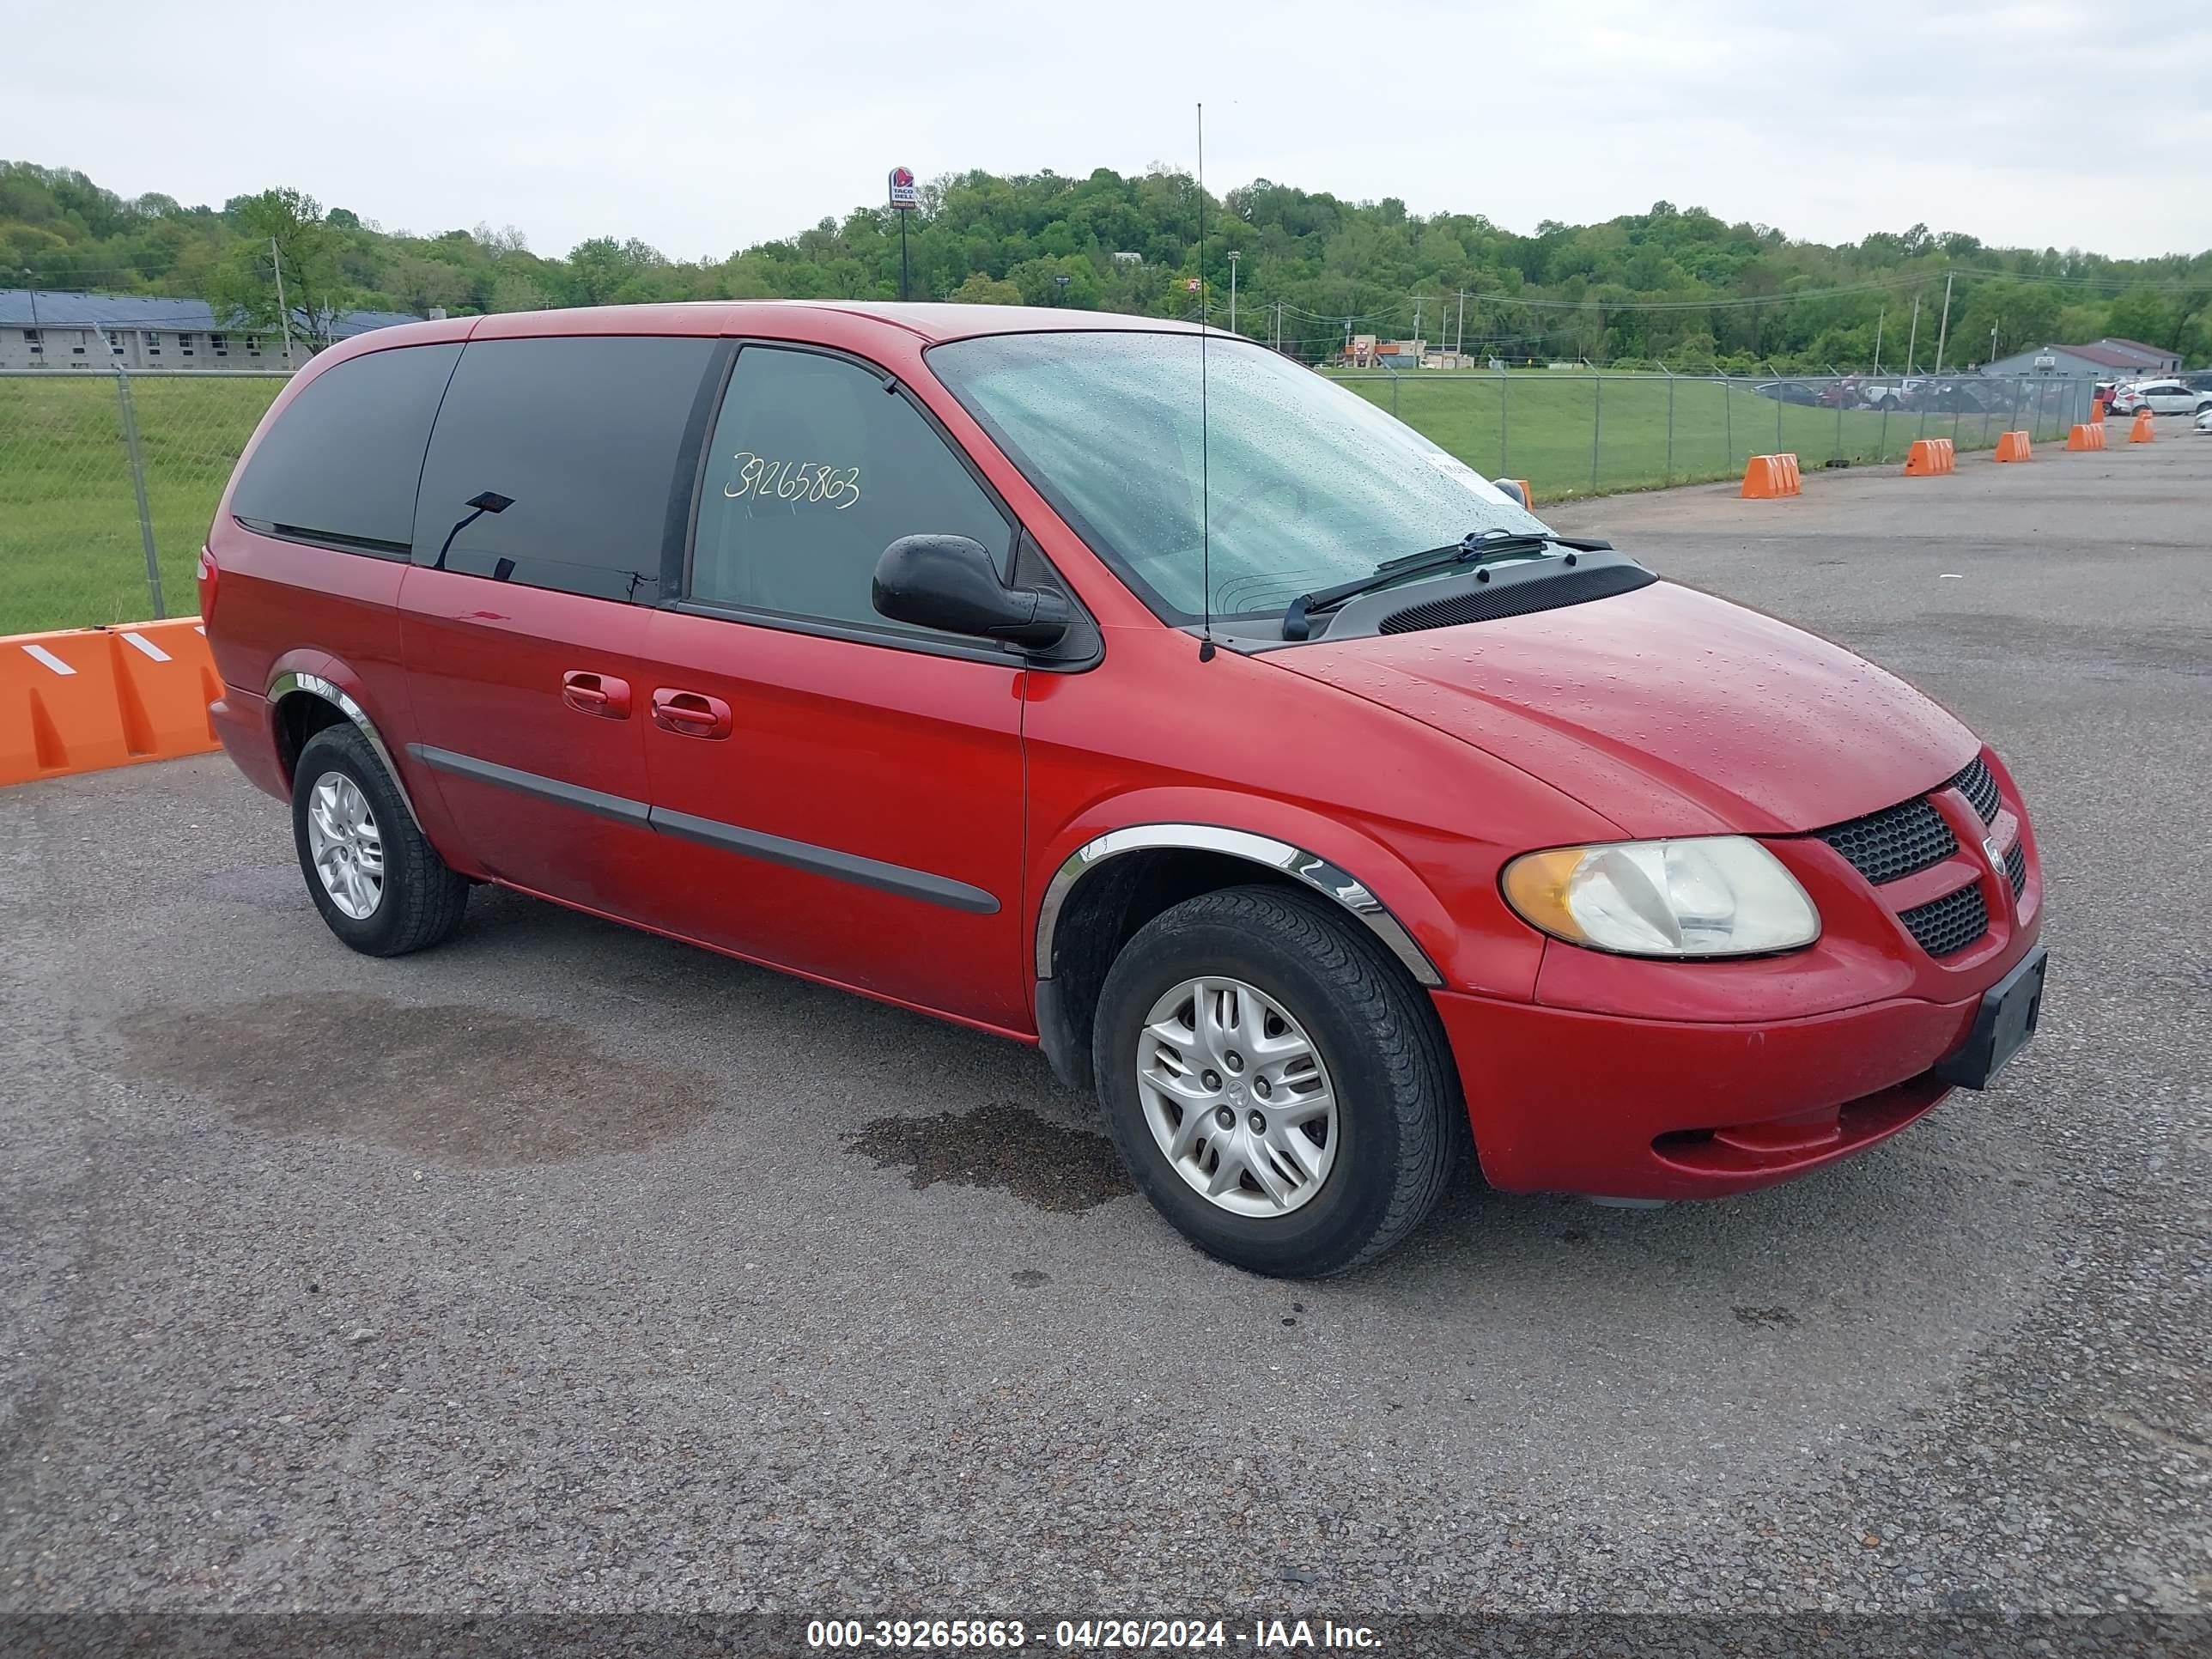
(1455, 289), (1467, 356)
(1874, 307), (1885, 376)
(270, 236), (295, 368)
(1904, 292), (1921, 380)
(21, 269), (38, 331)
(1989, 320), (1999, 367)
(1931, 272), (1954, 377)
(1227, 251), (1239, 335)
(1413, 296), (1422, 350)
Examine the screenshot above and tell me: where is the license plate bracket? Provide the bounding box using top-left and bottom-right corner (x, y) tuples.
(1934, 946), (2048, 1091)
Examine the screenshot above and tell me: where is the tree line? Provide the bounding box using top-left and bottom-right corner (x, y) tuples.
(3, 159), (2206, 370)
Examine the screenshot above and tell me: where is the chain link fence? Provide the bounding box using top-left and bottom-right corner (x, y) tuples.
(1, 368), (287, 635)
(1329, 369), (2105, 504)
(0, 363), (2106, 635)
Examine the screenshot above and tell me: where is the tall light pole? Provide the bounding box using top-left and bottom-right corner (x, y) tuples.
(21, 268), (38, 333)
(1226, 251), (1238, 334)
(270, 236), (295, 368)
(1931, 271), (1954, 377)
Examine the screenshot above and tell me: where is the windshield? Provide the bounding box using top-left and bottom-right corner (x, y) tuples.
(927, 331), (1548, 624)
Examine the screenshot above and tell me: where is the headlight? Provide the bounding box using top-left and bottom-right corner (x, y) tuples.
(1501, 836), (1819, 957)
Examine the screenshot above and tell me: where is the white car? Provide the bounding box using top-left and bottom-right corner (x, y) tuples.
(2111, 379), (2212, 417)
(2195, 404), (2212, 435)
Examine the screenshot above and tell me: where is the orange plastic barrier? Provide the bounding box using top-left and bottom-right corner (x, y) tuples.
(1, 619), (222, 788)
(2130, 410), (2155, 443)
(1995, 430), (2033, 463)
(1904, 438), (1956, 476)
(2066, 423), (2107, 451)
(2092, 399), (2106, 422)
(1740, 453), (1802, 498)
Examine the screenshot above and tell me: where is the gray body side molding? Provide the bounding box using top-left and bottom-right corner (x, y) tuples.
(1034, 823), (1443, 988)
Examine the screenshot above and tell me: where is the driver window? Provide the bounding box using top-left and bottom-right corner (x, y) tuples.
(690, 347), (1012, 635)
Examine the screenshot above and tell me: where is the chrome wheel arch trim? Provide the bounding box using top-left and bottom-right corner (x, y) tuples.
(1034, 823), (1443, 988)
(265, 669), (424, 830)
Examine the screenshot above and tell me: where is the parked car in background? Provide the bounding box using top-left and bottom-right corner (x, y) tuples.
(1913, 380), (2009, 414)
(2196, 404), (2212, 435)
(2110, 380), (2212, 417)
(1754, 380), (1826, 406)
(200, 302), (2048, 1278)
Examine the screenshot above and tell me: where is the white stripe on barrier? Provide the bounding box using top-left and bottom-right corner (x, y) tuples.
(121, 631), (172, 663)
(22, 643), (76, 677)
(193, 624), (205, 635)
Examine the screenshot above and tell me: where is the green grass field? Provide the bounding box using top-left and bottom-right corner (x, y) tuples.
(0, 374), (285, 635)
(0, 367), (2088, 635)
(1325, 370), (2067, 505)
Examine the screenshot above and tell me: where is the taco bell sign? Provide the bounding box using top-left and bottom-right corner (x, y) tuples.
(888, 167), (919, 210)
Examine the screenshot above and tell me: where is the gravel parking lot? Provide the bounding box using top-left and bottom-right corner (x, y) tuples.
(3, 428), (2207, 1647)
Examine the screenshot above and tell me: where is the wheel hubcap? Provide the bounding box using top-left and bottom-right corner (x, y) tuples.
(1134, 975), (1339, 1218)
(305, 771), (384, 921)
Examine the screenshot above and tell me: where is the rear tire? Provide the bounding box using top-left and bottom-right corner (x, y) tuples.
(291, 724), (468, 957)
(1091, 884), (1462, 1278)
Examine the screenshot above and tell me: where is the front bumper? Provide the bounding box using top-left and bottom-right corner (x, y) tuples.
(1431, 978), (2002, 1200)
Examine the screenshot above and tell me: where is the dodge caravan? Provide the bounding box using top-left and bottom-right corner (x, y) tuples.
(202, 303), (2046, 1277)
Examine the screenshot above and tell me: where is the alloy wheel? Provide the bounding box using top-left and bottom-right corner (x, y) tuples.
(305, 770), (385, 921)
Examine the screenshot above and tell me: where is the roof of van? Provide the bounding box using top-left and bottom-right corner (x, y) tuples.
(370, 301), (1208, 343)
(305, 301), (1223, 375)
(759, 302), (1211, 342)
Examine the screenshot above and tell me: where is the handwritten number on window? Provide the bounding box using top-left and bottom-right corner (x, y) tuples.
(724, 452), (861, 509)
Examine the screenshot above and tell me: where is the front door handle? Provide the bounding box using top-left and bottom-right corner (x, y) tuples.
(562, 670), (631, 719)
(652, 688), (732, 739)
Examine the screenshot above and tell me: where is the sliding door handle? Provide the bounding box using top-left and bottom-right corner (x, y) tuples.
(652, 688), (732, 739)
(562, 670), (631, 719)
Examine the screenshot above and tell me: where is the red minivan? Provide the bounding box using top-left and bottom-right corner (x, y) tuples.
(202, 303), (2046, 1277)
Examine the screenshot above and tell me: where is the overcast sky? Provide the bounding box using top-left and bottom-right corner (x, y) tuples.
(10, 1), (2209, 264)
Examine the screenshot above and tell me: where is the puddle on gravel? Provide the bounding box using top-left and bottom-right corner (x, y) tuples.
(846, 1101), (1132, 1213)
(113, 991), (718, 1167)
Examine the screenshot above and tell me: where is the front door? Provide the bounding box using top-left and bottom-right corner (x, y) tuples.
(639, 343), (1030, 1032)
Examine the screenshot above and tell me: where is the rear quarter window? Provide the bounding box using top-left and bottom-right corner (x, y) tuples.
(230, 343), (462, 554)
(412, 335), (720, 603)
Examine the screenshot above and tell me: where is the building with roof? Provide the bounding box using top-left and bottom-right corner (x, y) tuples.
(0, 290), (418, 372)
(1981, 337), (2183, 380)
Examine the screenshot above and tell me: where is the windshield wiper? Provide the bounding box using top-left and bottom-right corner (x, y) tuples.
(1280, 530), (1612, 641)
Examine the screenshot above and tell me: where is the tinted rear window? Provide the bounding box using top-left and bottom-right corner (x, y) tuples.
(231, 343), (460, 554)
(413, 335), (720, 602)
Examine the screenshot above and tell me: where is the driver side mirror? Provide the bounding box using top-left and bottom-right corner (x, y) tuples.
(872, 535), (1072, 650)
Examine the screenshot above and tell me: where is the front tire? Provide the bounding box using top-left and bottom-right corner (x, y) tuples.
(291, 724), (468, 957)
(1091, 885), (1462, 1277)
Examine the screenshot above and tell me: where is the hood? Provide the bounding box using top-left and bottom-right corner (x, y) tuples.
(1267, 579), (1978, 838)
